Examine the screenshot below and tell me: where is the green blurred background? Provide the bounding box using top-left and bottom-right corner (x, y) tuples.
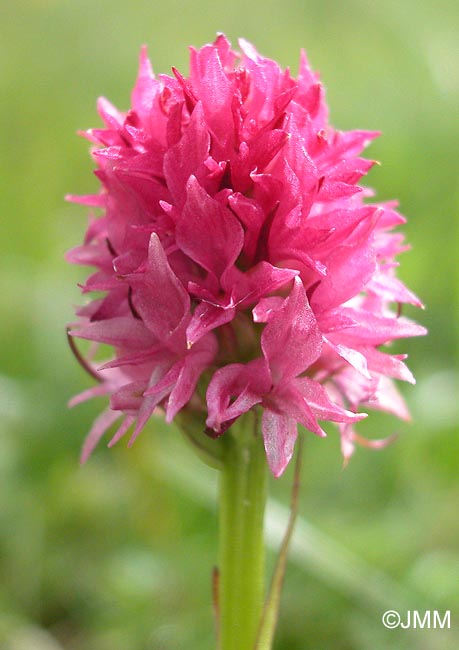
(1, 0), (458, 648)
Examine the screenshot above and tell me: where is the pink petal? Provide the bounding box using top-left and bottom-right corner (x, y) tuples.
(232, 130), (289, 192)
(128, 366), (173, 446)
(186, 302), (236, 348)
(261, 276), (322, 382)
(189, 43), (234, 147)
(97, 96), (124, 130)
(228, 193), (266, 263)
(296, 49), (327, 124)
(268, 383), (327, 438)
(131, 46), (158, 122)
(336, 309), (428, 346)
(310, 228), (377, 311)
(65, 243), (112, 268)
(238, 38), (287, 127)
(262, 409), (298, 478)
(322, 129), (380, 164)
(344, 430), (398, 464)
(80, 270), (120, 293)
(176, 176), (244, 278)
(80, 408), (121, 463)
(358, 346), (415, 384)
(108, 415), (136, 447)
(317, 309), (359, 333)
(326, 157), (376, 185)
(129, 233), (190, 341)
(293, 377), (367, 424)
(110, 380), (147, 412)
(252, 296), (284, 323)
(206, 359), (270, 433)
(366, 376), (411, 420)
(70, 317), (157, 349)
(340, 423), (357, 465)
(163, 102), (210, 207)
(65, 193), (106, 207)
(98, 346), (163, 371)
(367, 271), (424, 308)
(68, 383), (111, 408)
(166, 335), (218, 421)
(233, 262), (298, 307)
(323, 337), (372, 379)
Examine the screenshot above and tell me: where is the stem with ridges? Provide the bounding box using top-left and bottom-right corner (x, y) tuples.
(218, 411), (267, 650)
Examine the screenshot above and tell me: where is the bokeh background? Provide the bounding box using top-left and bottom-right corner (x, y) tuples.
(1, 0), (458, 649)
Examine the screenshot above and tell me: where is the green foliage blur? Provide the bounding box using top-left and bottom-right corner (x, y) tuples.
(1, 1), (458, 648)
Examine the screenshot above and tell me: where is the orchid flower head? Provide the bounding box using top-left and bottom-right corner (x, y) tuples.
(67, 35), (425, 476)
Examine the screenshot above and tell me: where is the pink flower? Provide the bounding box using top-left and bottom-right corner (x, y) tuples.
(67, 35), (426, 476)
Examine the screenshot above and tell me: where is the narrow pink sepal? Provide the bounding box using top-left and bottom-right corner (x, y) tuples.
(293, 377), (367, 424)
(324, 337), (372, 379)
(108, 415), (136, 448)
(80, 408), (121, 464)
(65, 193), (106, 207)
(70, 317), (156, 349)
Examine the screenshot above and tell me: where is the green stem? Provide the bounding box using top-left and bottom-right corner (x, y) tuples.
(254, 437), (303, 650)
(218, 412), (268, 650)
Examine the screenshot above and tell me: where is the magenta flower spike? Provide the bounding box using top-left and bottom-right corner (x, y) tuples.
(67, 35), (425, 474)
(67, 35), (425, 650)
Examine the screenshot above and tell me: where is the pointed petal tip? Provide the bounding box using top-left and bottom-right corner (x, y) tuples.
(268, 451), (293, 479)
(237, 37), (251, 51)
(317, 428), (327, 438)
(127, 425), (141, 448)
(138, 45), (154, 75)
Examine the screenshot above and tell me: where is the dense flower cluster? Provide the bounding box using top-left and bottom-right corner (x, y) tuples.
(67, 35), (425, 476)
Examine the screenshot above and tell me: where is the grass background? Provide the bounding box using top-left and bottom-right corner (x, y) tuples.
(1, 0), (458, 648)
